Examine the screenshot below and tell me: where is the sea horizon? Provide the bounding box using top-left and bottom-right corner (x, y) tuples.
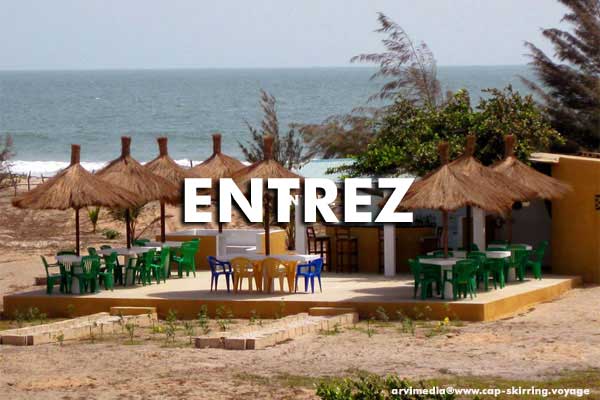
(0, 65), (536, 176)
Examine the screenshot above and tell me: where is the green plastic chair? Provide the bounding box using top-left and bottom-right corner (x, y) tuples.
(487, 245), (508, 251)
(443, 259), (477, 300)
(139, 250), (157, 285)
(432, 250), (453, 257)
(73, 256), (101, 293)
(509, 248), (529, 281)
(100, 245), (112, 250)
(147, 247), (169, 284)
(98, 252), (118, 290)
(173, 245), (196, 277)
(485, 258), (505, 289)
(41, 256), (63, 295)
(527, 244), (546, 280)
(408, 259), (438, 300)
(124, 256), (143, 286)
(468, 251), (489, 291)
(87, 247), (98, 256)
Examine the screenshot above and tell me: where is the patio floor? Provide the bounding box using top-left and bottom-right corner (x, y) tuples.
(3, 272), (580, 322)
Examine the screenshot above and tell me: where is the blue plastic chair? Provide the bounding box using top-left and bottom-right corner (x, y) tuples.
(295, 258), (323, 293)
(207, 256), (233, 292)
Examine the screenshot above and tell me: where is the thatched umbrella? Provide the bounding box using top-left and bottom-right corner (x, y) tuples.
(190, 133), (245, 233)
(145, 137), (192, 242)
(400, 142), (511, 257)
(492, 135), (571, 242)
(232, 135), (303, 255)
(449, 135), (535, 249)
(96, 136), (180, 248)
(12, 145), (140, 255)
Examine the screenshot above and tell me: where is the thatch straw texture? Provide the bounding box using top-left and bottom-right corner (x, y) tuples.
(492, 135), (571, 200)
(145, 137), (193, 186)
(13, 144), (140, 210)
(400, 142), (511, 215)
(96, 137), (180, 205)
(450, 135), (536, 202)
(232, 135), (303, 188)
(190, 133), (246, 180)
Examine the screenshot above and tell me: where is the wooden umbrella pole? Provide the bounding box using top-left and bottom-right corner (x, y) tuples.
(160, 201), (166, 242)
(466, 205), (472, 251)
(507, 209), (513, 244)
(442, 210), (449, 258)
(125, 208), (132, 248)
(75, 208), (80, 256)
(264, 192), (271, 256)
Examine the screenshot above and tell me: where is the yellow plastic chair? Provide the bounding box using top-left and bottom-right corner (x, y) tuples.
(230, 257), (257, 292)
(262, 257), (290, 293)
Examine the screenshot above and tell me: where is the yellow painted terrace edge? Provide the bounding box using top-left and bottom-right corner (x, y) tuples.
(3, 276), (580, 322)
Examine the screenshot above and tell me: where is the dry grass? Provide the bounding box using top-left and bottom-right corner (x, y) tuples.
(12, 145), (140, 210)
(96, 136), (180, 205)
(493, 135), (572, 200)
(145, 137), (195, 186)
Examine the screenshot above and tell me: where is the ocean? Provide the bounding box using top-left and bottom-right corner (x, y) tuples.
(0, 66), (534, 176)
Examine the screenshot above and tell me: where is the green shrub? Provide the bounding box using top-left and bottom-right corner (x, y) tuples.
(315, 374), (455, 400)
(102, 229), (120, 240)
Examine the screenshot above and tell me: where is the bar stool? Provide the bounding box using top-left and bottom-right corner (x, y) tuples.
(334, 227), (358, 273)
(306, 226), (331, 271)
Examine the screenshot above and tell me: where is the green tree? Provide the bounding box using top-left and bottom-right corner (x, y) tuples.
(239, 89), (310, 169)
(0, 134), (14, 190)
(523, 0), (600, 151)
(337, 87), (563, 177)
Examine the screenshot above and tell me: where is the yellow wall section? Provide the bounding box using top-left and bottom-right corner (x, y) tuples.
(551, 156), (600, 283)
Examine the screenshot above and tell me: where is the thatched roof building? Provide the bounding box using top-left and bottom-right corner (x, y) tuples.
(492, 135), (571, 200)
(96, 136), (179, 205)
(145, 137), (192, 186)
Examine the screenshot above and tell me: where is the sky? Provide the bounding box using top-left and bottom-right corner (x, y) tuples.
(0, 0), (567, 70)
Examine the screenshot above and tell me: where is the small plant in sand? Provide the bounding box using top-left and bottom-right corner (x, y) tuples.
(125, 321), (136, 344)
(55, 331), (65, 346)
(183, 321), (195, 344)
(87, 206), (101, 233)
(66, 304), (76, 318)
(320, 322), (341, 336)
(275, 299), (286, 319)
(215, 305), (233, 332)
(13, 309), (25, 328)
(165, 309), (178, 343)
(197, 305), (210, 334)
(425, 317), (451, 338)
(102, 229), (120, 240)
(249, 309), (259, 326)
(375, 306), (390, 323)
(366, 316), (376, 338)
(89, 323), (97, 344)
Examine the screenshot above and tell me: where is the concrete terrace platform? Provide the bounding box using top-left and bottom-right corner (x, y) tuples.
(3, 273), (581, 322)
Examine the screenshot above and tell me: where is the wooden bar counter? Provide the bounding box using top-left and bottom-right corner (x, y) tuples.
(324, 223), (435, 273)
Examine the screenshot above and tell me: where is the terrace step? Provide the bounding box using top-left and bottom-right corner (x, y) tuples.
(0, 312), (157, 346)
(195, 311), (358, 350)
(308, 307), (357, 316)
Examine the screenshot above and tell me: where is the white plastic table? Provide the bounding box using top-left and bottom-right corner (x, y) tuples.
(97, 247), (157, 285)
(420, 257), (462, 299)
(55, 255), (84, 293)
(218, 253), (321, 293)
(145, 241), (183, 249)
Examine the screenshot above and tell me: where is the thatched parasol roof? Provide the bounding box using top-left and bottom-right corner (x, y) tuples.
(96, 136), (180, 205)
(190, 133), (246, 180)
(399, 142), (511, 215)
(492, 135), (571, 200)
(145, 137), (193, 186)
(13, 144), (140, 210)
(450, 135), (536, 202)
(232, 135), (303, 188)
